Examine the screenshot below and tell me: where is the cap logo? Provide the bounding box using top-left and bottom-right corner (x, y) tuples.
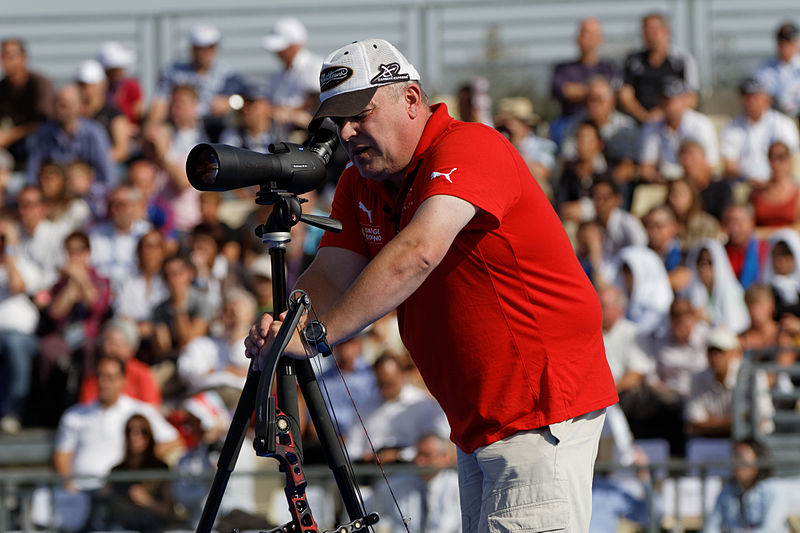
(320, 66), (353, 92)
(370, 63), (410, 85)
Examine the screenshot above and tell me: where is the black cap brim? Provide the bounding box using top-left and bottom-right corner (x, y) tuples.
(310, 87), (378, 130)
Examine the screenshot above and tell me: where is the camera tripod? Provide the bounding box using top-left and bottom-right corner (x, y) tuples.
(196, 190), (379, 533)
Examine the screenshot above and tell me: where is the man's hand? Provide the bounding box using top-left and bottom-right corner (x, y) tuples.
(244, 311), (308, 370)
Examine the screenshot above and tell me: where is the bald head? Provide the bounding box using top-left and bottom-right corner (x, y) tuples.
(54, 84), (82, 128)
(578, 18), (604, 57)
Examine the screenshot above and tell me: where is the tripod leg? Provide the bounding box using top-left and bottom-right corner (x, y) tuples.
(196, 364), (260, 533)
(295, 359), (366, 521)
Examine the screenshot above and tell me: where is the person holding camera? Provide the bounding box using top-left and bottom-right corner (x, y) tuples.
(246, 39), (618, 532)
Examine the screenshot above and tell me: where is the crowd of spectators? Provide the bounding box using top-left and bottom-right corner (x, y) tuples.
(0, 9), (800, 532)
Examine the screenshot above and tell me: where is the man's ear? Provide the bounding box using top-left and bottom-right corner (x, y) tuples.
(405, 84), (423, 118)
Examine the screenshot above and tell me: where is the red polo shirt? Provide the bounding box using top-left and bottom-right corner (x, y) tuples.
(320, 104), (617, 452)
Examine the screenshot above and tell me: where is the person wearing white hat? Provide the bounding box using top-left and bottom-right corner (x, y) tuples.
(96, 41), (143, 125)
(262, 17), (323, 137)
(75, 59), (133, 164)
(146, 23), (246, 131)
(247, 38), (617, 532)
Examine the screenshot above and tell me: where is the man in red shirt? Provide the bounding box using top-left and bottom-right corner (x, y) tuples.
(247, 39), (617, 532)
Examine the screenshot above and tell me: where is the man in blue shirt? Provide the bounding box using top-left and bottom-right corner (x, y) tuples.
(754, 22), (800, 118)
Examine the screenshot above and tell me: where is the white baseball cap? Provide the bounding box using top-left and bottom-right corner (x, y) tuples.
(312, 38), (420, 125)
(190, 23), (221, 47)
(262, 17), (307, 52)
(97, 41), (134, 69)
(706, 326), (740, 351)
(75, 59), (106, 84)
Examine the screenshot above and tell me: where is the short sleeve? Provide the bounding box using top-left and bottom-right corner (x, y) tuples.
(54, 409), (80, 453)
(318, 169), (370, 256)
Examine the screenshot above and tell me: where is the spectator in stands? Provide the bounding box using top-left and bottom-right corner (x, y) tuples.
(147, 23), (245, 135)
(37, 162), (91, 233)
(79, 318), (161, 406)
(720, 75), (799, 184)
(750, 141), (800, 235)
(75, 59), (133, 165)
(642, 205), (690, 291)
(557, 120), (607, 222)
(666, 177), (721, 251)
(64, 160), (103, 218)
(686, 326), (774, 437)
(245, 255), (273, 316)
(618, 13), (699, 123)
(455, 77), (493, 126)
(315, 334), (380, 438)
(0, 38), (54, 167)
(219, 85), (276, 154)
(678, 139), (732, 221)
(551, 18), (617, 120)
(561, 76), (638, 189)
(704, 438), (788, 533)
(52, 354), (179, 531)
(142, 84), (206, 235)
(0, 215), (40, 434)
(149, 254), (212, 366)
(15, 185), (66, 291)
(100, 414), (176, 533)
(762, 228), (800, 319)
(723, 203), (768, 291)
(599, 284), (653, 396)
(196, 191), (239, 267)
(686, 238), (750, 334)
(89, 184), (152, 294)
(262, 17), (323, 139)
(96, 41), (143, 126)
(754, 22), (800, 119)
(617, 245), (674, 337)
(26, 84), (115, 189)
(0, 149), (14, 207)
(345, 353), (449, 464)
(373, 433), (461, 533)
(128, 158), (175, 239)
(493, 97), (556, 196)
(639, 77), (719, 182)
(739, 284), (780, 352)
(591, 176), (648, 261)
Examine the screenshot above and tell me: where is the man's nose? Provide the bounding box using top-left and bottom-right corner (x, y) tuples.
(338, 119), (358, 141)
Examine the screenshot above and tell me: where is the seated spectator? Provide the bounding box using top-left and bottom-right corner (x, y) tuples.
(556, 120), (606, 222)
(37, 161), (91, 233)
(761, 228), (800, 319)
(0, 149), (14, 207)
(617, 245), (673, 336)
(345, 353), (449, 464)
(245, 255), (273, 315)
(196, 191), (240, 267)
(99, 414), (176, 532)
(142, 84), (206, 235)
(218, 85), (276, 154)
(618, 12), (699, 123)
(36, 230), (112, 423)
(642, 205), (689, 291)
(686, 238), (750, 333)
(722, 204), (768, 290)
(75, 59), (133, 164)
(550, 18), (617, 120)
(750, 141), (800, 235)
(64, 160), (103, 219)
(720, 75), (799, 184)
(686, 326), (774, 437)
(185, 222), (234, 315)
(128, 158), (176, 240)
(560, 76), (638, 189)
(599, 284), (653, 395)
(678, 139), (732, 221)
(666, 177), (720, 251)
(455, 77), (492, 126)
(79, 318), (161, 406)
(16, 185), (67, 291)
(51, 354), (180, 531)
(262, 17), (323, 140)
(739, 284), (780, 352)
(494, 97), (556, 196)
(0, 38), (55, 167)
(0, 215), (40, 434)
(591, 176), (647, 261)
(638, 77), (718, 182)
(89, 184), (153, 294)
(26, 84), (115, 189)
(575, 220), (616, 289)
(149, 255), (212, 367)
(96, 41), (143, 126)
(754, 22), (800, 119)
(147, 24), (245, 134)
(704, 438), (789, 533)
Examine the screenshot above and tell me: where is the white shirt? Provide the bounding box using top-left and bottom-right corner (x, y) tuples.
(602, 317), (653, 383)
(89, 219), (152, 295)
(266, 48), (323, 108)
(54, 395), (178, 489)
(720, 109), (800, 182)
(639, 109), (719, 178)
(114, 273), (169, 322)
(647, 321), (709, 398)
(755, 54), (800, 116)
(345, 384), (450, 461)
(18, 219), (67, 291)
